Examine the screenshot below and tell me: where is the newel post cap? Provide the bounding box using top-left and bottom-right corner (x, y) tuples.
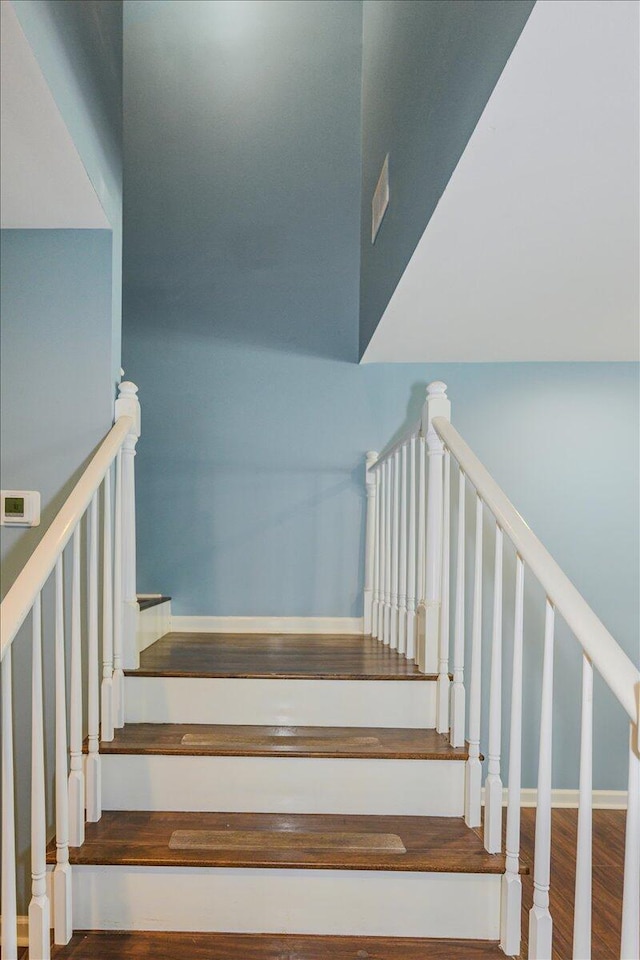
(366, 451), (378, 486)
(422, 380), (450, 438)
(115, 379), (141, 437)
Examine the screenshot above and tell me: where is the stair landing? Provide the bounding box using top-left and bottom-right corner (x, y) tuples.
(127, 632), (432, 679)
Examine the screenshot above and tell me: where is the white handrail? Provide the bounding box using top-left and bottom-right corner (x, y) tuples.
(0, 416), (132, 661)
(433, 415), (639, 723)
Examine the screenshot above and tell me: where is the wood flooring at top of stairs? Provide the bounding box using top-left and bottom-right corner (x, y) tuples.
(45, 810), (515, 874)
(94, 722), (469, 760)
(126, 632), (434, 679)
(49, 931), (504, 958)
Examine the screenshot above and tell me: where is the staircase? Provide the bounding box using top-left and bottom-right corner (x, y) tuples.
(2, 380), (638, 960)
(47, 627), (508, 957)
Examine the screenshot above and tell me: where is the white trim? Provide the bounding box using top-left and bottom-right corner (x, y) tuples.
(126, 677), (436, 728)
(482, 788), (628, 809)
(170, 616), (364, 635)
(69, 865), (501, 938)
(0, 914), (29, 946)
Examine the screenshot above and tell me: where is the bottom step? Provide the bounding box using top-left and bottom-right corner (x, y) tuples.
(50, 930), (503, 958)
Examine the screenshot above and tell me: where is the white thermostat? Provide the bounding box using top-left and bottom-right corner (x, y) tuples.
(1, 490), (41, 527)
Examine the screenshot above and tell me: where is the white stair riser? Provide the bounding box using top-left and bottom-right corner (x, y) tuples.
(125, 677), (436, 727)
(101, 755), (465, 816)
(66, 865), (501, 938)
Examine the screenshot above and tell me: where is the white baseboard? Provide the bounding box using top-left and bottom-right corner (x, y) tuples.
(482, 788), (628, 809)
(0, 914), (29, 945)
(170, 616), (364, 635)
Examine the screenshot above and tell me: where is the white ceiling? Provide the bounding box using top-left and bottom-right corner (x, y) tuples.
(0, 0), (109, 229)
(362, 0), (639, 363)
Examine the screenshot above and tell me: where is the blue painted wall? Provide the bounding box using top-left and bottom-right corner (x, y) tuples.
(0, 229), (115, 909)
(11, 0), (124, 381)
(358, 0), (535, 356)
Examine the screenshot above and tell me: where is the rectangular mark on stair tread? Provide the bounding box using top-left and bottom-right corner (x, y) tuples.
(180, 734), (381, 748)
(168, 830), (407, 853)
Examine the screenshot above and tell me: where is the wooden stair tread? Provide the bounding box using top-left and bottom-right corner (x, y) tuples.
(49, 931), (504, 958)
(126, 633), (433, 679)
(47, 811), (518, 874)
(95, 723), (469, 759)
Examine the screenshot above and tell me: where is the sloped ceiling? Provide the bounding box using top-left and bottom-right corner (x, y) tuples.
(362, 0), (639, 362)
(0, 0), (109, 228)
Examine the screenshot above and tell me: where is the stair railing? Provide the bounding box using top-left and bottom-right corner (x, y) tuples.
(364, 381), (639, 960)
(0, 380), (141, 959)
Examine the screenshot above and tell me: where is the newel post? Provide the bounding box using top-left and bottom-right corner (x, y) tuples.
(364, 451), (379, 635)
(115, 381), (141, 671)
(419, 381), (451, 673)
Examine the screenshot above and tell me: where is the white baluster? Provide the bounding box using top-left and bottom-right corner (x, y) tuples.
(450, 466), (466, 748)
(406, 436), (417, 661)
(621, 722), (640, 960)
(69, 524), (85, 846)
(436, 449), (451, 733)
(416, 436), (426, 669)
(390, 449), (400, 650)
(1, 646), (18, 960)
(484, 522), (504, 853)
(115, 381), (141, 670)
(113, 449), (125, 726)
(573, 654), (593, 959)
(465, 493), (483, 828)
(86, 492), (101, 822)
(423, 381), (450, 676)
(29, 593), (51, 959)
(364, 451), (378, 636)
(398, 444), (408, 655)
(500, 554), (525, 957)
(101, 467), (114, 741)
(383, 458), (392, 646)
(372, 465), (381, 639)
(53, 556), (72, 943)
(528, 599), (555, 959)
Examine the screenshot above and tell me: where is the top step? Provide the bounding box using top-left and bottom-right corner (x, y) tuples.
(127, 633), (433, 680)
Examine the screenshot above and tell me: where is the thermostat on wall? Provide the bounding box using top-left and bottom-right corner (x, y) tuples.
(1, 490), (40, 527)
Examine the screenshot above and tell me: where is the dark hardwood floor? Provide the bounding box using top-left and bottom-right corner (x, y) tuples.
(95, 723), (469, 760)
(49, 931), (504, 958)
(127, 633), (433, 679)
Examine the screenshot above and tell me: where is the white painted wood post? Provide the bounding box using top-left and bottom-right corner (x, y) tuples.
(372, 464), (381, 639)
(1, 645), (18, 960)
(528, 599), (555, 959)
(484, 522), (504, 853)
(416, 436), (426, 669)
(465, 492), (483, 828)
(113, 449), (125, 727)
(398, 444), (408, 655)
(423, 381), (451, 675)
(86, 492), (101, 822)
(364, 452), (378, 636)
(29, 593), (51, 960)
(572, 653), (592, 959)
(406, 437), (417, 661)
(383, 458), (392, 646)
(450, 466), (466, 748)
(390, 449), (400, 650)
(621, 719), (640, 960)
(68, 525), (85, 846)
(500, 554), (525, 957)
(115, 380), (141, 670)
(101, 467), (115, 741)
(53, 556), (72, 944)
(436, 449), (451, 733)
